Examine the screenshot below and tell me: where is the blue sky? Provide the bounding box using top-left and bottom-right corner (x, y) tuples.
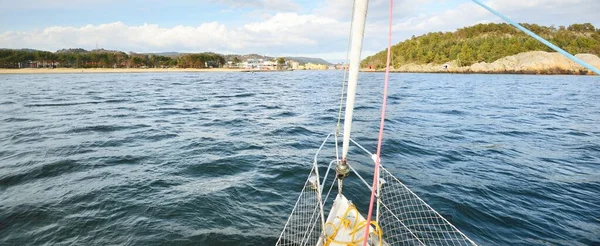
(0, 0), (598, 62)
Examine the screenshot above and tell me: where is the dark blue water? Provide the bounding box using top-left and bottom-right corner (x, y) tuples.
(0, 71), (598, 245)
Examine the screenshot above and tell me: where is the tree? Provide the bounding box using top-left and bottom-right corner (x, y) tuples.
(277, 57), (286, 70)
(361, 22), (600, 67)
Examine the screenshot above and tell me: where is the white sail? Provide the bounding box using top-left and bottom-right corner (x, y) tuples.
(341, 0), (369, 161)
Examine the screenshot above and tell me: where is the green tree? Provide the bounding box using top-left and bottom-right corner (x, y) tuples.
(361, 22), (600, 67)
(277, 57), (286, 70)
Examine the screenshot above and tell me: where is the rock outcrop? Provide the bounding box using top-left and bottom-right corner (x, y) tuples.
(386, 51), (600, 75)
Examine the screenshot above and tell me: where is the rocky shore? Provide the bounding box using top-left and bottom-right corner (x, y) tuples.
(372, 51), (600, 75)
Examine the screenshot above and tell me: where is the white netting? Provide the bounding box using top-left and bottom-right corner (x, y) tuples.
(276, 166), (322, 246)
(378, 167), (477, 246)
(276, 134), (477, 246)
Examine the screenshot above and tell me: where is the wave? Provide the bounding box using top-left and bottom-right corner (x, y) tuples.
(268, 126), (318, 136)
(3, 117), (35, 122)
(0, 159), (81, 187)
(67, 124), (151, 134)
(25, 101), (102, 107)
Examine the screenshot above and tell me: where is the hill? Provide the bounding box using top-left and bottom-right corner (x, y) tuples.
(143, 53), (331, 65)
(221, 54), (331, 65)
(142, 52), (182, 57)
(222, 54), (271, 62)
(362, 23), (600, 68)
(284, 57), (332, 65)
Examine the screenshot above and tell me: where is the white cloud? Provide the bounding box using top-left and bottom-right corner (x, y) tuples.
(0, 13), (347, 55)
(1, 22), (238, 52)
(244, 13), (346, 39)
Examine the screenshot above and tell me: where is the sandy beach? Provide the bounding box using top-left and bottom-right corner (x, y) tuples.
(0, 68), (249, 74)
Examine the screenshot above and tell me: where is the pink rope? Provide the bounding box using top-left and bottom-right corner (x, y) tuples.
(362, 0), (393, 245)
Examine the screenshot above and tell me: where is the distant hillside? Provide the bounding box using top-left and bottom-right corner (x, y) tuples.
(222, 54), (270, 62)
(284, 57), (332, 65)
(362, 23), (600, 68)
(143, 52), (182, 57)
(146, 53), (331, 65)
(221, 54), (331, 65)
(57, 48), (95, 54)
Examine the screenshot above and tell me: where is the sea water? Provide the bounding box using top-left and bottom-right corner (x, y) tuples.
(0, 71), (598, 245)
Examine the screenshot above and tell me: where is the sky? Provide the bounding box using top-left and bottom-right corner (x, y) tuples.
(0, 0), (598, 62)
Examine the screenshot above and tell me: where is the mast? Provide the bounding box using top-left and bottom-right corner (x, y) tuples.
(342, 0), (369, 161)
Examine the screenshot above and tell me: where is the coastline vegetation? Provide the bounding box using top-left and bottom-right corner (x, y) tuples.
(362, 23), (600, 68)
(0, 48), (226, 69)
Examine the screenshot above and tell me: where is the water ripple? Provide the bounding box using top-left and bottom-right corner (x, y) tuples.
(0, 72), (599, 245)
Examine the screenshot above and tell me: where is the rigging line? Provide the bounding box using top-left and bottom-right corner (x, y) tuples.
(471, 0), (600, 75)
(363, 0), (394, 245)
(335, 0), (357, 135)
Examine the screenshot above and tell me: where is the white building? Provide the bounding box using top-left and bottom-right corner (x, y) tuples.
(289, 61), (300, 70)
(242, 59), (278, 70)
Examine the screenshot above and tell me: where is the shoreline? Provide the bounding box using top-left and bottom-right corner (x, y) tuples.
(2, 67), (594, 76)
(361, 51), (600, 76)
(0, 68), (251, 74)
(2, 67), (594, 75)
(361, 69), (595, 75)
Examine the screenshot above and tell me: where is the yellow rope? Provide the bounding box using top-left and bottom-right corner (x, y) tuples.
(323, 204), (383, 246)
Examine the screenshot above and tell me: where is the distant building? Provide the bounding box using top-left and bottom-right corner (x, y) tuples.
(289, 61), (300, 70)
(242, 59), (278, 70)
(261, 60), (277, 70)
(335, 64), (349, 70)
(226, 61), (243, 68)
(242, 59), (259, 69)
(305, 63), (328, 70)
